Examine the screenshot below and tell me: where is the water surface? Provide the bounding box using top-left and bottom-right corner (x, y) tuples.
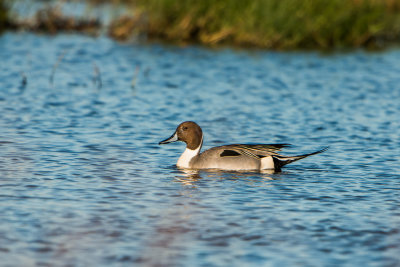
(0, 33), (399, 266)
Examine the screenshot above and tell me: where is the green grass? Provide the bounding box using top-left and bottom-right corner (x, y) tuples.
(1, 0), (399, 49)
(134, 0), (400, 49)
(0, 0), (8, 32)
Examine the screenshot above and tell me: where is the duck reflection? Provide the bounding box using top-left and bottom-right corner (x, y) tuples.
(174, 167), (277, 186)
(174, 168), (202, 186)
(139, 168), (279, 265)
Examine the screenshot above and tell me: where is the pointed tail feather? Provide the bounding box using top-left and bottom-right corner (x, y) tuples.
(272, 147), (328, 170)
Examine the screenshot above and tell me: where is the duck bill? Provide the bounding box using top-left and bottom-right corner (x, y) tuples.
(159, 131), (178, 145)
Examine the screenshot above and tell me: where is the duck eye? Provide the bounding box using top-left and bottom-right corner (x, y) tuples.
(182, 126), (188, 131)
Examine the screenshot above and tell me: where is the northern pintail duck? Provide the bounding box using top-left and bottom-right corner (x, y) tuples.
(159, 121), (327, 171)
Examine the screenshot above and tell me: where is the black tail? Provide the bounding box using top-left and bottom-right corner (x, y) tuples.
(272, 147), (328, 171)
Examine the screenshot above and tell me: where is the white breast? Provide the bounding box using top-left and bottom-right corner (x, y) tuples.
(177, 147), (200, 168)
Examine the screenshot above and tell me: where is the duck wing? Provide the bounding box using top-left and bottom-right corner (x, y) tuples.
(220, 144), (290, 159)
(218, 145), (328, 171)
(238, 144), (290, 151)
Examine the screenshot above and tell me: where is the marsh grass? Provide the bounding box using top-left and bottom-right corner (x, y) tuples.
(0, 0), (7, 31)
(2, 0), (400, 49)
(135, 0), (400, 49)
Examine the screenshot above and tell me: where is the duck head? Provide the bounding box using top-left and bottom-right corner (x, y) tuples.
(159, 121), (203, 150)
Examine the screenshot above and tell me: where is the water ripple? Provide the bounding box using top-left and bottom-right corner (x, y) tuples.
(0, 33), (399, 266)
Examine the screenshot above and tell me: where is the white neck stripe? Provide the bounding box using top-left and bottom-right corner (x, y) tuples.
(177, 137), (202, 168)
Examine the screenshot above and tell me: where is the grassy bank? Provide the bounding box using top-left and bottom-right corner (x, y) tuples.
(1, 0), (400, 50)
(135, 0), (400, 49)
(0, 0), (8, 32)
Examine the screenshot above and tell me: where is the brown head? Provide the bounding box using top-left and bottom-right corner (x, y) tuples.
(159, 121), (203, 150)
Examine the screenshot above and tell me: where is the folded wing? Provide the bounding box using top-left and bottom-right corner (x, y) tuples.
(220, 144), (291, 159)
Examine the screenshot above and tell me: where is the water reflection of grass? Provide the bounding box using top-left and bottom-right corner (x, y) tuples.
(135, 0), (400, 49)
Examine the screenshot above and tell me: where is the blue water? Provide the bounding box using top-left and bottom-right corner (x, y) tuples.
(0, 33), (399, 266)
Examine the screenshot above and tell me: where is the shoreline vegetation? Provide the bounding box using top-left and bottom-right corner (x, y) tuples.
(136, 0), (400, 50)
(0, 0), (7, 31)
(1, 0), (400, 50)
